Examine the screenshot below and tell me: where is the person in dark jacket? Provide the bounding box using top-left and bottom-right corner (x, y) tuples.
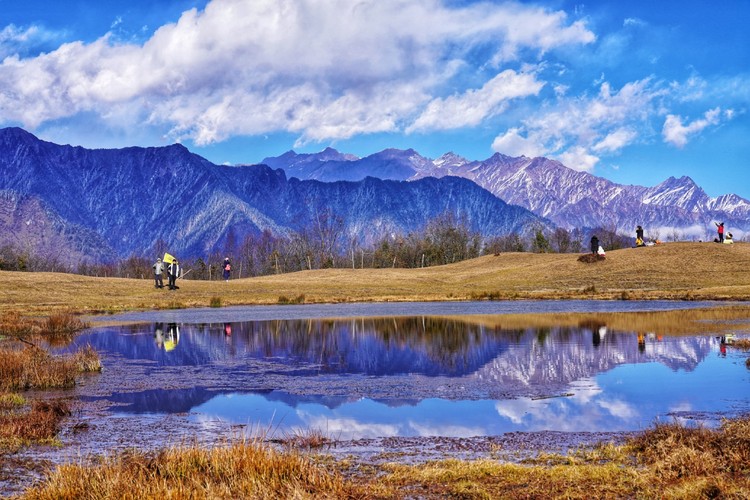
(635, 225), (644, 247)
(222, 257), (231, 282)
(168, 259), (180, 290)
(590, 236), (599, 255)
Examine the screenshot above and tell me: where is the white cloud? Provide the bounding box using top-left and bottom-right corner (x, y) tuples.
(492, 78), (663, 170)
(592, 128), (637, 153)
(0, 24), (64, 59)
(662, 107), (723, 148)
(491, 127), (547, 157)
(0, 0), (595, 145)
(557, 145), (600, 172)
(408, 70), (544, 132)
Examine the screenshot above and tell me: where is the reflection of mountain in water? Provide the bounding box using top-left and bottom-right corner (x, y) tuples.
(82, 387), (223, 414)
(75, 318), (510, 376)
(68, 317), (718, 415)
(84, 386), (414, 415)
(476, 326), (713, 387)
(74, 317), (713, 384)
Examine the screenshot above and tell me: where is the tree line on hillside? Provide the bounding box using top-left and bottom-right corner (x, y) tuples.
(0, 212), (636, 278)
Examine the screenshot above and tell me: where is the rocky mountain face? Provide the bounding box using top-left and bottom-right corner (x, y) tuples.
(0, 128), (548, 265)
(266, 148), (750, 238)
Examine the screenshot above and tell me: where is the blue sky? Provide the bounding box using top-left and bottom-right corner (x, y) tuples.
(1, 0), (748, 197)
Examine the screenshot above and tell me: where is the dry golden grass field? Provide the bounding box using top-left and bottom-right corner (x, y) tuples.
(1, 242), (749, 316)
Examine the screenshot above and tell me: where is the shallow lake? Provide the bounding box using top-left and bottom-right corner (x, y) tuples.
(58, 301), (750, 441)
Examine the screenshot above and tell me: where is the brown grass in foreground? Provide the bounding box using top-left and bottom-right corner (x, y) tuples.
(20, 417), (750, 499)
(22, 441), (369, 500)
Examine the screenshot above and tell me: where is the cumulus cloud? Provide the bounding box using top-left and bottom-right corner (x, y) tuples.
(491, 127), (547, 157)
(662, 107), (723, 148)
(0, 0), (594, 145)
(592, 128), (637, 153)
(492, 78), (663, 171)
(557, 146), (600, 172)
(407, 70), (545, 132)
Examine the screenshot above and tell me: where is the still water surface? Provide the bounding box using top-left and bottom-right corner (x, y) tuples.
(68, 302), (749, 440)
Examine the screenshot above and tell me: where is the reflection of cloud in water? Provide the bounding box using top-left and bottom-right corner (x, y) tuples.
(598, 399), (638, 419)
(567, 378), (601, 405)
(298, 414), (399, 440)
(493, 379), (638, 431)
(408, 422), (486, 438)
(669, 402), (693, 413)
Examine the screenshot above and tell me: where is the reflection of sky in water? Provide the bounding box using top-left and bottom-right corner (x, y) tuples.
(67, 312), (750, 439)
(189, 351), (748, 438)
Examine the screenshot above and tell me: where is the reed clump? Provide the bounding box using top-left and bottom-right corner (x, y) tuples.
(0, 311), (37, 337)
(0, 311), (89, 339)
(277, 294), (305, 305)
(280, 428), (334, 450)
(0, 344), (101, 392)
(0, 398), (70, 450)
(627, 418), (750, 479)
(41, 313), (89, 335)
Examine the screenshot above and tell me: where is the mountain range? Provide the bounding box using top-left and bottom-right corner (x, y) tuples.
(261, 148), (750, 239)
(0, 127), (546, 265)
(2, 126), (747, 267)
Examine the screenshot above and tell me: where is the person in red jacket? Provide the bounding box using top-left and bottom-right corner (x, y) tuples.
(715, 222), (725, 243)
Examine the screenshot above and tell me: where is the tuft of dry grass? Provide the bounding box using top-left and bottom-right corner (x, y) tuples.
(0, 346), (76, 391)
(0, 392), (26, 411)
(277, 294), (306, 305)
(0, 343), (101, 392)
(41, 313), (89, 335)
(0, 311), (37, 337)
(0, 311), (89, 340)
(71, 344), (102, 373)
(280, 428), (335, 450)
(0, 399), (70, 450)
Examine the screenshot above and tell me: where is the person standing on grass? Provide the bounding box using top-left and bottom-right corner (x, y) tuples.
(168, 259), (180, 290)
(635, 225), (644, 246)
(715, 222), (725, 243)
(222, 257), (231, 282)
(152, 258), (164, 288)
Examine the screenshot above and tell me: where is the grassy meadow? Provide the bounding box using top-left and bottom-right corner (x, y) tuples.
(3, 241), (750, 498)
(1, 242), (749, 317)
